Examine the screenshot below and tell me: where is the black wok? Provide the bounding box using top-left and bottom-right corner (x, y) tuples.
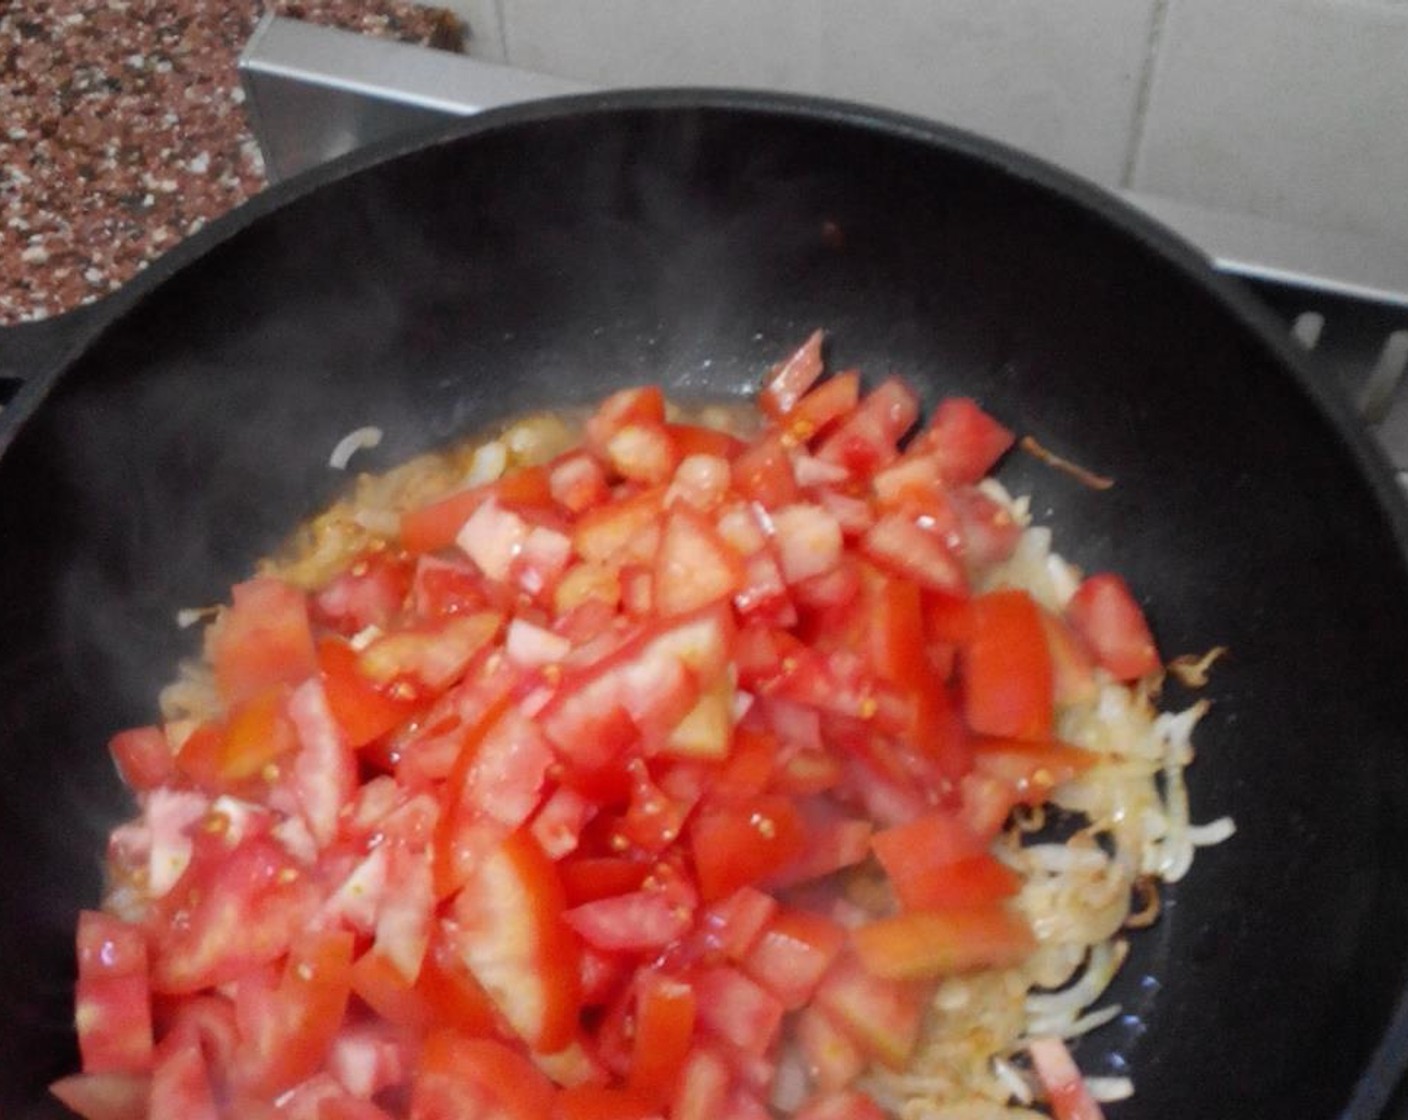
(3, 90), (1408, 1120)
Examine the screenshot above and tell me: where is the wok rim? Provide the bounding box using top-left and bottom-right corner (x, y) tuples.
(4, 85), (1408, 1116)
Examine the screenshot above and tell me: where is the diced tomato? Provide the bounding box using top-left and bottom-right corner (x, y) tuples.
(72, 348), (1181, 1120)
(559, 858), (651, 906)
(665, 452), (733, 512)
(714, 501), (769, 554)
(615, 759), (696, 853)
(760, 329), (825, 419)
(349, 947), (428, 1031)
(862, 513), (967, 595)
(206, 578), (318, 707)
(693, 966), (784, 1057)
(167, 725), (230, 795)
(534, 1033), (612, 1088)
(784, 371), (861, 446)
(357, 612), (504, 693)
(576, 947), (633, 1010)
(794, 1089), (888, 1120)
(109, 726), (173, 792)
(411, 1032), (555, 1120)
(565, 890), (693, 953)
(553, 1086), (661, 1120)
(619, 564), (654, 617)
(958, 770), (1021, 842)
(910, 854), (1020, 910)
(401, 468), (556, 556)
(412, 555), (489, 621)
(741, 910), (846, 1010)
(769, 503), (843, 586)
(1065, 572), (1161, 681)
(531, 785), (597, 860)
(1028, 1036), (1107, 1120)
(314, 550), (412, 635)
(669, 1049), (730, 1120)
(732, 434), (801, 510)
(321, 1098), (399, 1120)
(370, 843), (435, 982)
(660, 676), (734, 760)
(248, 1072), (343, 1120)
(666, 424), (745, 461)
(795, 1006), (864, 1093)
(496, 464), (558, 512)
(911, 398), (1015, 484)
(456, 498), (531, 584)
(790, 452), (850, 488)
(215, 687), (299, 783)
(924, 590), (974, 645)
(573, 486), (666, 564)
(417, 925), (507, 1038)
(149, 837), (315, 994)
(768, 813), (872, 887)
(628, 971), (697, 1101)
(654, 504), (744, 617)
(871, 810), (984, 906)
(151, 998), (237, 1094)
(812, 954), (926, 1070)
(287, 678), (357, 850)
(833, 569), (968, 778)
(815, 377), (919, 476)
(551, 450), (612, 514)
(542, 605), (733, 768)
(325, 1023), (409, 1100)
(514, 525), (574, 599)
(1038, 607), (1099, 706)
(851, 907), (1036, 981)
(951, 486), (1021, 568)
(606, 422), (680, 486)
(871, 452), (949, 511)
(697, 886), (779, 961)
(75, 912), (153, 1074)
(233, 929), (354, 1097)
(732, 548), (793, 623)
(451, 830), (581, 1053)
(555, 561), (624, 616)
(690, 795), (807, 902)
(318, 637), (420, 748)
(770, 745), (844, 797)
(725, 1087), (771, 1120)
(400, 487), (494, 556)
(969, 736), (1096, 804)
(811, 498), (873, 552)
(585, 386), (667, 457)
(454, 705), (554, 831)
(49, 1073), (150, 1120)
(961, 589), (1052, 740)
(148, 1039), (218, 1120)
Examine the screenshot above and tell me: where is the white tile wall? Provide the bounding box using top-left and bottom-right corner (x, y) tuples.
(452, 0), (1408, 262)
(1132, 0), (1408, 245)
(495, 0), (1160, 185)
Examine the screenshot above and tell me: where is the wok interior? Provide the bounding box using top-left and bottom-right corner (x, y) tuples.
(3, 96), (1408, 1119)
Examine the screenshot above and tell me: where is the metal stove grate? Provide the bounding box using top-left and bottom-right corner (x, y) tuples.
(1247, 280), (1408, 485)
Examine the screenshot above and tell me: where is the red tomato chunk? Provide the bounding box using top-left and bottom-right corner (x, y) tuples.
(66, 334), (1168, 1120)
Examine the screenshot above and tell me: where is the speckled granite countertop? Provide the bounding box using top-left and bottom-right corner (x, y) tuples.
(1, 0), (463, 325)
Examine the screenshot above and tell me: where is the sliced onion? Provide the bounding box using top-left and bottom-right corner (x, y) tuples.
(329, 426), (384, 470)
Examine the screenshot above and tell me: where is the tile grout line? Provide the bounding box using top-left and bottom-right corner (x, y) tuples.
(1121, 0), (1173, 189)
